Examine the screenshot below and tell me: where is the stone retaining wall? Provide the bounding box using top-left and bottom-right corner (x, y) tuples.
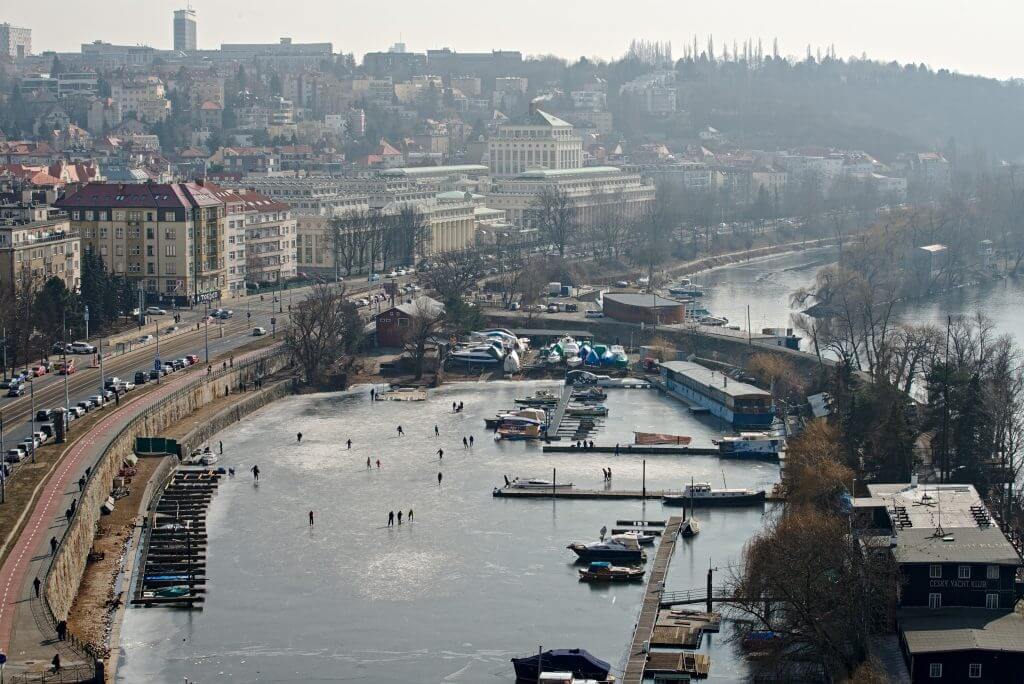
(179, 380), (291, 456)
(45, 352), (290, 622)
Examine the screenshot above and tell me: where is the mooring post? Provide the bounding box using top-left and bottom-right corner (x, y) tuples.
(642, 459), (646, 498)
(706, 566), (713, 614)
(552, 467), (556, 498)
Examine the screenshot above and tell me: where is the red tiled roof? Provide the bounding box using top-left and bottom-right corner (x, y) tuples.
(236, 190), (290, 213)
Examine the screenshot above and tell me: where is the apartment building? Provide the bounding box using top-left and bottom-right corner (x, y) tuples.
(199, 182), (249, 298)
(0, 23), (31, 59)
(237, 191), (297, 284)
(0, 208), (80, 301)
(487, 110), (583, 178)
(57, 182), (226, 304)
(110, 77), (171, 123)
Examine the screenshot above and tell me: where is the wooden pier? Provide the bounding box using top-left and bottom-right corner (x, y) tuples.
(542, 443), (780, 462)
(132, 467), (221, 607)
(544, 386), (573, 441)
(623, 515), (687, 684)
(492, 487), (781, 503)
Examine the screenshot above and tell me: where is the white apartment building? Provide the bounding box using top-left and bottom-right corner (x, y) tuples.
(200, 182), (249, 298)
(237, 192), (297, 284)
(487, 109), (583, 178)
(110, 77), (170, 123)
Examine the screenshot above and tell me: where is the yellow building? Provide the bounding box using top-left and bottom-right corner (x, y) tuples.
(0, 211), (80, 300)
(57, 182), (227, 304)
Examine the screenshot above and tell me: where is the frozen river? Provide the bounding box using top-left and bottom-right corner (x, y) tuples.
(117, 382), (778, 683)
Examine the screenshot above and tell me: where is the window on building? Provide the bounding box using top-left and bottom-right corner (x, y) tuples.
(129, 227), (140, 238)
(165, 245), (176, 257)
(928, 663), (942, 679)
(85, 210), (94, 220)
(929, 565), (942, 579)
(115, 227), (124, 239)
(147, 263), (154, 274)
(928, 593), (941, 609)
(164, 212), (175, 221)
(986, 593), (999, 609)
(146, 212), (154, 221)
(99, 227), (108, 238)
(987, 565), (1000, 580)
(958, 566), (971, 580)
(165, 263), (176, 274)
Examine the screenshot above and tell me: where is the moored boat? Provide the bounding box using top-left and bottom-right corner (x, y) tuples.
(662, 482), (766, 507)
(511, 648), (612, 683)
(497, 408), (548, 440)
(633, 431), (692, 446)
(566, 404), (608, 417)
(612, 531), (656, 545)
(714, 432), (784, 460)
(505, 476), (573, 491)
(567, 536), (645, 562)
(578, 561), (645, 582)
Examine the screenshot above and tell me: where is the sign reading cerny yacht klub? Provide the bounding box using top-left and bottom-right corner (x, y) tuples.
(929, 579), (990, 589)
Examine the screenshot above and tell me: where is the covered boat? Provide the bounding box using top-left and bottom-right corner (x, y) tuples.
(503, 349), (522, 374)
(578, 561), (645, 582)
(497, 409), (548, 440)
(714, 432), (784, 460)
(634, 432), (692, 446)
(566, 404), (608, 417)
(511, 648), (611, 682)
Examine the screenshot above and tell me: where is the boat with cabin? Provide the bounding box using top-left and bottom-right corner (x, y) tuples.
(505, 475), (574, 491)
(578, 561), (645, 582)
(662, 482), (766, 507)
(714, 432), (784, 460)
(613, 531), (656, 545)
(567, 536), (646, 562)
(449, 344), (505, 365)
(566, 404), (608, 417)
(496, 408), (548, 439)
(515, 390), (559, 406)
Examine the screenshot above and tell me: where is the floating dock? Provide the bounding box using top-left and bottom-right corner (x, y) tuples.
(541, 443), (780, 462)
(544, 386), (573, 441)
(623, 516), (714, 683)
(132, 467), (221, 607)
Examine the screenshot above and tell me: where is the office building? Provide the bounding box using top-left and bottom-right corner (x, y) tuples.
(0, 23), (31, 59)
(487, 109), (582, 178)
(173, 8), (197, 52)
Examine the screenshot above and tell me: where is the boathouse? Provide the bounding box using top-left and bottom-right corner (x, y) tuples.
(657, 360), (773, 428)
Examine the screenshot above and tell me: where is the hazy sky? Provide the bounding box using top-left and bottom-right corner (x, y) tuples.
(8, 0), (1021, 80)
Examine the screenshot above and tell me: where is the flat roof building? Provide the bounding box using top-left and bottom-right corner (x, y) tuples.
(173, 8), (197, 52)
(602, 292), (687, 325)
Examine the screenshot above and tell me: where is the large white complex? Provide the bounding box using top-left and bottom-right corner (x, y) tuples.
(487, 110), (583, 178)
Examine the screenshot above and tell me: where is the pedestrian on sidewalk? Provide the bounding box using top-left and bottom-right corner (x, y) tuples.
(223, 361), (227, 371)
(52, 653), (61, 673)
(219, 441), (223, 454)
(50, 537), (58, 554)
(396, 425), (404, 436)
(462, 437), (468, 449)
(56, 620), (67, 641)
(33, 576), (40, 598)
(376, 459), (381, 469)
(77, 476), (85, 492)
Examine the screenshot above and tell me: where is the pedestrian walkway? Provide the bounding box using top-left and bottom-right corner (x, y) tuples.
(0, 345), (277, 676)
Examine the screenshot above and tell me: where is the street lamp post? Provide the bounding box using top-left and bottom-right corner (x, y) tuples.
(29, 377), (35, 463)
(204, 302), (210, 364)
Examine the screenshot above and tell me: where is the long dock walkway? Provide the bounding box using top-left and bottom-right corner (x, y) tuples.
(623, 515), (682, 684)
(492, 487), (782, 503)
(544, 385), (573, 440)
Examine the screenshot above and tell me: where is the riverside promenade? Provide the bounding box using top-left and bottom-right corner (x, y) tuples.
(0, 345), (279, 678)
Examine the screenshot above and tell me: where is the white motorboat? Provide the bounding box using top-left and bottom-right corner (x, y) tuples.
(566, 404), (608, 417)
(505, 476), (573, 491)
(200, 452), (219, 465)
(566, 356), (583, 368)
(613, 531), (656, 546)
(546, 350), (563, 365)
(699, 315), (728, 326)
(559, 336), (581, 357)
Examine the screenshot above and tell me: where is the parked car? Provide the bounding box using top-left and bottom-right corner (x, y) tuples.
(56, 359), (76, 375)
(252, 326), (267, 336)
(185, 354), (198, 365)
(148, 369), (162, 381)
(138, 335), (154, 344)
(165, 325), (179, 333)
(70, 341), (96, 354)
(585, 310), (605, 318)
(76, 400), (92, 414)
(103, 377), (122, 390)
(30, 365), (46, 377)
(172, 359), (185, 370)
(6, 385), (25, 397)
(87, 395), (104, 409)
(547, 304), (560, 313)
(69, 405), (85, 419)
(6, 447), (26, 463)
(52, 342), (70, 354)
(38, 423), (56, 439)
(163, 363), (175, 374)
(35, 409), (51, 422)
(102, 390), (115, 402)
(146, 306), (167, 315)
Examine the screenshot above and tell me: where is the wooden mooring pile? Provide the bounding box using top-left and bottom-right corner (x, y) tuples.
(132, 467), (221, 607)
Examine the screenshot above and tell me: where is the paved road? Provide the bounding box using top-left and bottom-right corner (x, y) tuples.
(0, 344), (278, 672)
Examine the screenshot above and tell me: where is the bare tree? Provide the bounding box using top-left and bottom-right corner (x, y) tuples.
(402, 297), (446, 380)
(285, 283), (363, 385)
(392, 204), (431, 266)
(728, 510), (898, 680)
(588, 192), (628, 261)
(529, 186), (577, 258)
(630, 188), (679, 289)
(421, 248), (486, 303)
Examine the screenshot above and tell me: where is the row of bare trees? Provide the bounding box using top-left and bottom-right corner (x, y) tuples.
(327, 205), (431, 280)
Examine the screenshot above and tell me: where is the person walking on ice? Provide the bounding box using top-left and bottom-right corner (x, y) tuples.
(397, 510), (403, 525)
(251, 464), (260, 482)
(388, 511), (395, 527)
(309, 511), (314, 526)
(397, 425), (404, 436)
(366, 457), (371, 469)
(438, 471), (443, 485)
(434, 425), (439, 437)
(347, 439), (352, 449)
(296, 432), (303, 443)
(437, 448), (443, 460)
